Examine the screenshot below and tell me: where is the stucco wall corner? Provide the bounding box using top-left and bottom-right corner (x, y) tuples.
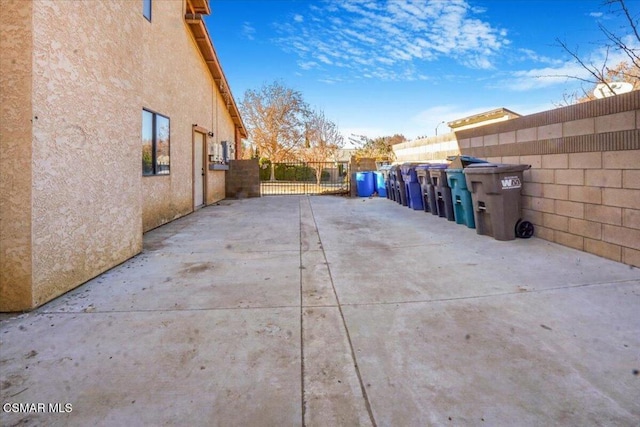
(1, 0), (35, 311)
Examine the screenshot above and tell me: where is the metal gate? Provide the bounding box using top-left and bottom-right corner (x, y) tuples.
(260, 161), (350, 195)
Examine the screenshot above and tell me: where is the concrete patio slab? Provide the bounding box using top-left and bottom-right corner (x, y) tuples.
(342, 284), (638, 426)
(311, 197), (639, 304)
(1, 195), (639, 426)
(1, 308), (300, 426)
(42, 250), (300, 313)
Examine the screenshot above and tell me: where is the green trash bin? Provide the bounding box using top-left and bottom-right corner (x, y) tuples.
(464, 163), (533, 241)
(445, 155), (488, 228)
(447, 168), (475, 228)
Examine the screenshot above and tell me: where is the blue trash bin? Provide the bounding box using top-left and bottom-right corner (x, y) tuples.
(375, 165), (392, 199)
(373, 169), (388, 197)
(400, 163), (423, 210)
(355, 171), (375, 197)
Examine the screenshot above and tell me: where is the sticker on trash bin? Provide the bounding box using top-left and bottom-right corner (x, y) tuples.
(501, 176), (521, 189)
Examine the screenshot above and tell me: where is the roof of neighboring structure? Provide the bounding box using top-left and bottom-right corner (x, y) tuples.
(447, 108), (520, 130)
(185, 0), (247, 138)
(334, 148), (356, 162)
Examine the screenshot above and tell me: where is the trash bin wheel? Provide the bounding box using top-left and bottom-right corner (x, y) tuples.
(515, 219), (534, 239)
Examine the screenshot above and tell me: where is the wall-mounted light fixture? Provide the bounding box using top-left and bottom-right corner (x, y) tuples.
(207, 131), (214, 137)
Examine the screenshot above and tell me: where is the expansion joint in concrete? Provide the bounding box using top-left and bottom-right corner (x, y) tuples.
(298, 199), (306, 427)
(305, 196), (378, 427)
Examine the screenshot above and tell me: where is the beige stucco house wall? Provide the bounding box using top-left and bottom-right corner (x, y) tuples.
(0, 0), (246, 311)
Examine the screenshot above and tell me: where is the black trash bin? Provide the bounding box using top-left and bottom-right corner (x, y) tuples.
(428, 164), (454, 221)
(388, 165), (398, 202)
(415, 165), (431, 213)
(464, 163), (533, 241)
(391, 165), (407, 206)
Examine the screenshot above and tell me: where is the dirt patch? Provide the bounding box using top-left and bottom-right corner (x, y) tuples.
(179, 262), (215, 275)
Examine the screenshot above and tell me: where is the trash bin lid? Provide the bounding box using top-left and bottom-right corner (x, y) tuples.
(400, 162), (419, 172)
(447, 155), (487, 163)
(463, 163), (531, 174)
(427, 163), (449, 170)
(447, 155), (488, 169)
(391, 165), (404, 180)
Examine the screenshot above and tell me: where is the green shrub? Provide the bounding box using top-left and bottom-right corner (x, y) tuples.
(260, 162), (318, 181)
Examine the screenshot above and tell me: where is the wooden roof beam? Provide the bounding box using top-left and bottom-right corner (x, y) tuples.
(184, 11), (247, 137)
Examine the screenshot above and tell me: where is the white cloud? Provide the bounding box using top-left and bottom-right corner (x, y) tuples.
(341, 127), (391, 146)
(316, 54), (333, 65)
(298, 61), (318, 70)
(499, 68), (577, 91)
(412, 105), (466, 127)
(274, 0), (509, 80)
(462, 55), (493, 70)
(410, 104), (520, 137)
(318, 77), (343, 85)
(517, 48), (564, 66)
(342, 28), (377, 44)
(499, 39), (639, 92)
(376, 56), (395, 65)
(242, 22), (256, 40)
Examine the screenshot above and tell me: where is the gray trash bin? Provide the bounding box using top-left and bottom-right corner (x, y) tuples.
(415, 165), (431, 213)
(464, 163), (533, 241)
(391, 165), (407, 206)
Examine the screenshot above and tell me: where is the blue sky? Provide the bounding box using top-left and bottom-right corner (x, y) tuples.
(205, 0), (638, 143)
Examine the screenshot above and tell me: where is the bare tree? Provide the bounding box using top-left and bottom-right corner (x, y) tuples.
(301, 110), (344, 185)
(554, 0), (640, 103)
(350, 134), (404, 161)
(240, 81), (310, 180)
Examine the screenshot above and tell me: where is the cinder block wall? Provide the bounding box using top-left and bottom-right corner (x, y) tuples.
(393, 133), (460, 162)
(349, 157), (378, 197)
(454, 91), (640, 267)
(349, 156), (377, 172)
(225, 159), (260, 198)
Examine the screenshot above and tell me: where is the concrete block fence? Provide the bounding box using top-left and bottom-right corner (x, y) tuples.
(393, 91), (640, 267)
